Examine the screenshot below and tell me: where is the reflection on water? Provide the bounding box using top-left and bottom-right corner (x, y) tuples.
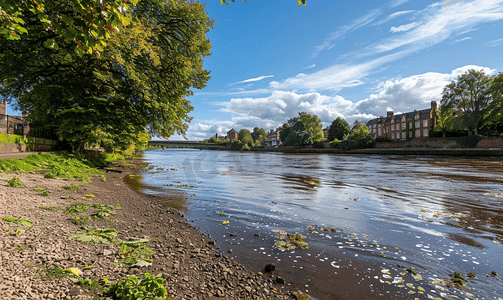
(140, 149), (503, 299)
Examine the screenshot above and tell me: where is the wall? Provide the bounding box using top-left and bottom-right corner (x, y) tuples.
(376, 137), (503, 149)
(0, 133), (58, 154)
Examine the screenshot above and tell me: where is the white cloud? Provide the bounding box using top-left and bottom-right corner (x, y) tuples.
(487, 37), (503, 47)
(390, 22), (420, 32)
(452, 36), (472, 43)
(312, 9), (381, 57)
(373, 10), (415, 26)
(233, 75), (274, 84)
(184, 65), (494, 140)
(304, 64), (316, 70)
(390, 0), (412, 8)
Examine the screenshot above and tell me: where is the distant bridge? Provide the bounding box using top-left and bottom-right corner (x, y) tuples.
(148, 140), (225, 148)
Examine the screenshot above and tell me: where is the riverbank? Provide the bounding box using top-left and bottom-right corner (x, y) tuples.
(0, 159), (296, 299)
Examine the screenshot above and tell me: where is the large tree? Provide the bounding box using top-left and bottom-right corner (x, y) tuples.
(0, 0), (137, 54)
(0, 0), (213, 152)
(251, 127), (267, 143)
(490, 72), (503, 127)
(327, 117), (350, 141)
(283, 120), (313, 147)
(441, 69), (494, 135)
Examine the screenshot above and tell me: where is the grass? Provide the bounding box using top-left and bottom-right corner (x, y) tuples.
(0, 153), (103, 182)
(37, 266), (69, 281)
(70, 228), (119, 244)
(62, 184), (81, 191)
(117, 243), (155, 266)
(70, 215), (90, 226)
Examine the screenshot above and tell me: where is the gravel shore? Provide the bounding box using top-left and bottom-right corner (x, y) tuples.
(0, 160), (297, 300)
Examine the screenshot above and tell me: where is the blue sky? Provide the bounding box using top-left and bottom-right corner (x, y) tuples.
(7, 0), (503, 141)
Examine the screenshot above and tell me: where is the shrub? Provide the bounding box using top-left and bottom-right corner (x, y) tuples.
(106, 273), (169, 300)
(7, 177), (24, 188)
(456, 135), (483, 148)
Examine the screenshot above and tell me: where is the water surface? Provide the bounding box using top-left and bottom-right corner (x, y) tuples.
(140, 149), (503, 299)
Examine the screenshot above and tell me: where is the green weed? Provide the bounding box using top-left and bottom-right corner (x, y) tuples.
(106, 273), (169, 300)
(2, 216), (33, 228)
(14, 245), (24, 251)
(70, 228), (118, 244)
(70, 215), (90, 226)
(7, 177), (24, 188)
(40, 206), (63, 211)
(37, 266), (68, 281)
(62, 184), (81, 191)
(42, 190), (49, 196)
(65, 202), (90, 214)
(117, 243), (155, 266)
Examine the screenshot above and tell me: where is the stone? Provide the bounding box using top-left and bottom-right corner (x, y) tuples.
(244, 286), (252, 293)
(275, 276), (285, 284)
(264, 263), (275, 272)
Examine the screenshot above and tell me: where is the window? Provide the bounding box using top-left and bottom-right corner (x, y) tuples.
(391, 133), (395, 139)
(391, 119), (394, 124)
(402, 123), (406, 130)
(378, 128), (382, 136)
(396, 132), (400, 139)
(402, 116), (406, 122)
(423, 119), (428, 127)
(415, 129), (420, 137)
(391, 125), (394, 131)
(415, 120), (420, 128)
(415, 114), (420, 120)
(396, 124), (399, 131)
(423, 129), (428, 137)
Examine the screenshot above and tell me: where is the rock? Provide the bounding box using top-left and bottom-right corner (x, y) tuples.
(244, 286), (252, 293)
(275, 276), (285, 284)
(264, 263), (275, 272)
(103, 249), (113, 256)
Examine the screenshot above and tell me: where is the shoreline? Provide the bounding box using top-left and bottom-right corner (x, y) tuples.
(0, 159), (296, 299)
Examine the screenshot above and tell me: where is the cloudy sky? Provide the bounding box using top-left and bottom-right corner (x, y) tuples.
(171, 0), (502, 141)
(7, 0), (503, 140)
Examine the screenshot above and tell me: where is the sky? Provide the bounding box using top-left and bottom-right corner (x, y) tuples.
(6, 0), (503, 141)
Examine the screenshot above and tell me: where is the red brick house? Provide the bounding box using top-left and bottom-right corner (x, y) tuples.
(226, 128), (238, 141)
(366, 101), (437, 140)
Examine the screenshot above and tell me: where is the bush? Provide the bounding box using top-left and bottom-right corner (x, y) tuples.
(456, 135), (483, 148)
(227, 141), (243, 151)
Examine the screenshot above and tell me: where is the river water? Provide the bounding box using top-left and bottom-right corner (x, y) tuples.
(138, 149), (503, 299)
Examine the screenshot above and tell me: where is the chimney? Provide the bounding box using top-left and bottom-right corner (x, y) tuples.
(431, 101), (437, 111)
(387, 111), (394, 118)
(0, 101), (6, 115)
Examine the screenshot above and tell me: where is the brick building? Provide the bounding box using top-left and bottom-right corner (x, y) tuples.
(366, 101), (437, 140)
(227, 129), (238, 141)
(267, 128), (281, 147)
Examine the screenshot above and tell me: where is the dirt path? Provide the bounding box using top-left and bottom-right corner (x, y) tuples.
(0, 160), (297, 299)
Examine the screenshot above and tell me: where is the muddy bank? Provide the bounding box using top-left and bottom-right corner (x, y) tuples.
(0, 159), (298, 299)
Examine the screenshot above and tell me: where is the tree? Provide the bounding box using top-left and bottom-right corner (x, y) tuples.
(283, 121), (313, 147)
(0, 0), (137, 55)
(251, 127), (267, 144)
(299, 113), (323, 142)
(490, 72), (503, 128)
(434, 103), (456, 138)
(328, 117), (350, 141)
(0, 0), (213, 152)
(279, 124), (291, 144)
(238, 129), (254, 147)
(441, 69), (494, 135)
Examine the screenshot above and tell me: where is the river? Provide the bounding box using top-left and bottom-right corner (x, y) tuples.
(137, 149), (503, 299)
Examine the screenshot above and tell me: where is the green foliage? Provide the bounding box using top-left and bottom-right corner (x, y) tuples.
(328, 117), (350, 141)
(37, 266), (69, 281)
(14, 244), (24, 251)
(42, 190), (49, 196)
(441, 69), (494, 135)
(434, 103), (456, 137)
(221, 0), (306, 5)
(227, 141), (244, 151)
(70, 215), (90, 226)
(279, 124), (291, 144)
(107, 273), (169, 300)
(65, 202), (90, 214)
(238, 129), (254, 147)
(0, 154), (102, 181)
(7, 177), (24, 188)
(117, 243), (155, 266)
(62, 184), (81, 191)
(40, 206), (62, 211)
(299, 113), (324, 142)
(1, 0), (212, 152)
(2, 216), (33, 228)
(251, 127), (267, 145)
(456, 135), (483, 148)
(283, 121), (313, 147)
(330, 123), (375, 150)
(70, 228), (119, 244)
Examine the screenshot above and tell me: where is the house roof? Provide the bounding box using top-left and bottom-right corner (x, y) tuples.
(367, 107), (432, 125)
(227, 128), (238, 134)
